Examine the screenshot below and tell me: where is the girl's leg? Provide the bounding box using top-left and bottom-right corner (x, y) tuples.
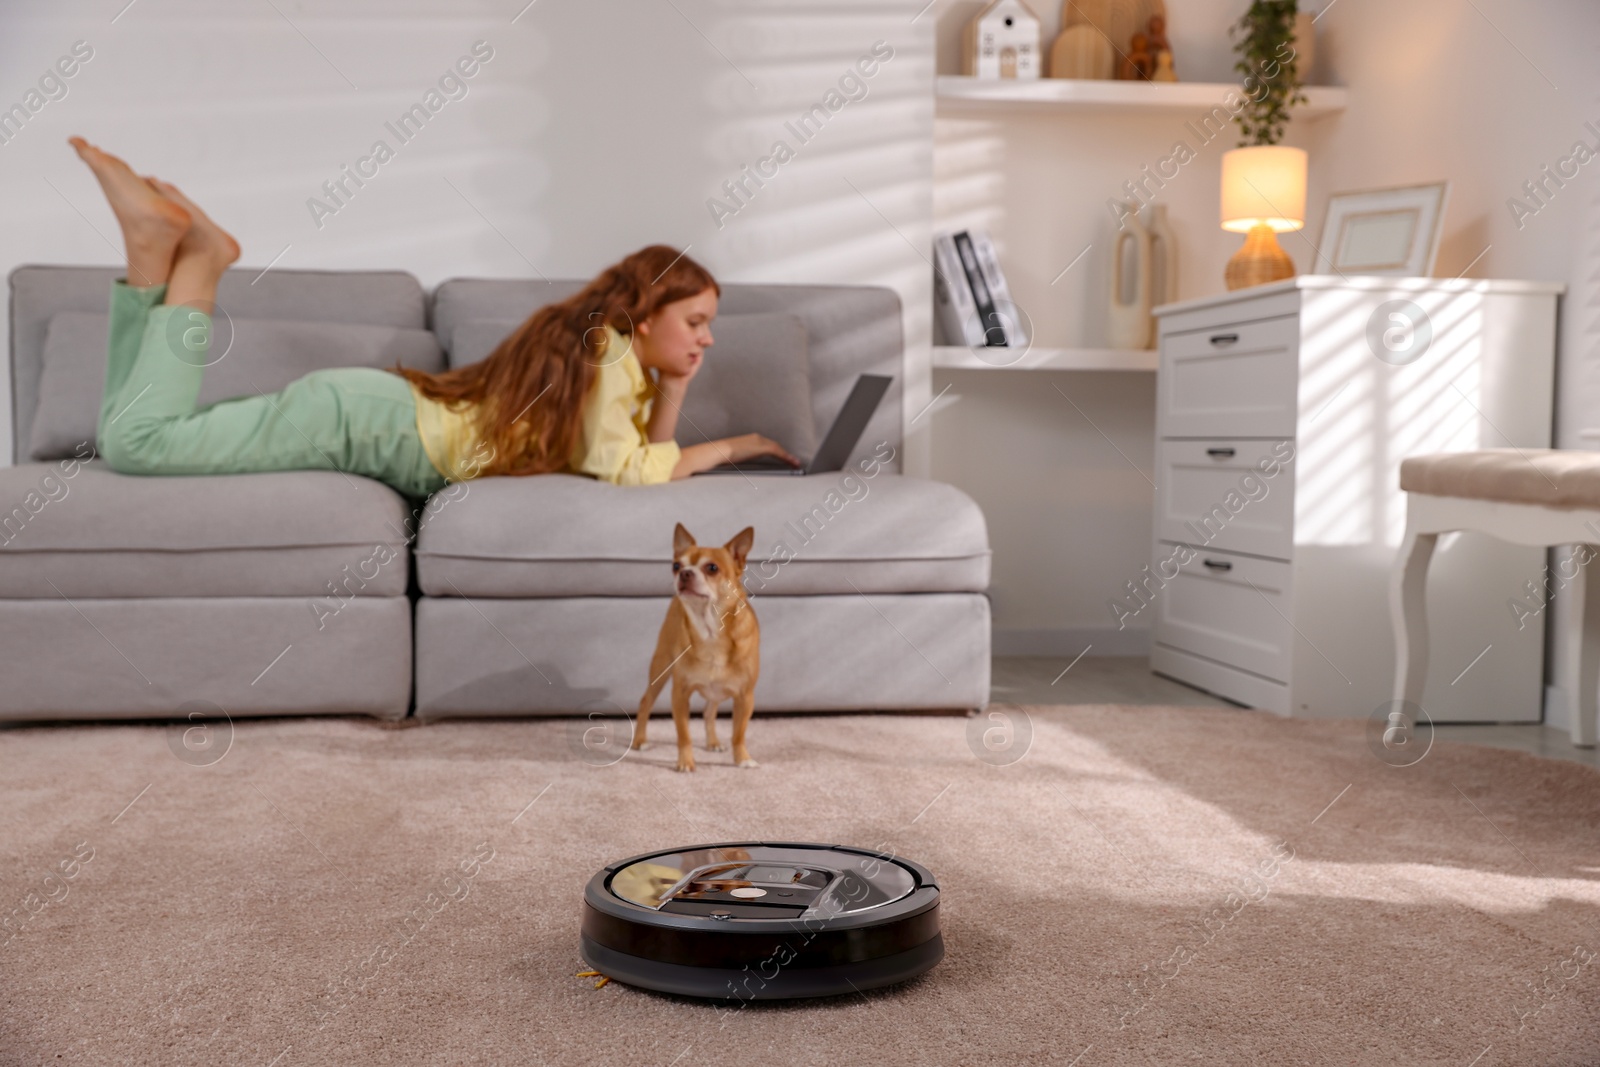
(105, 362), (446, 498)
(74, 139), (444, 498)
(100, 189), (442, 496)
(89, 171), (244, 472)
(70, 137), (191, 427)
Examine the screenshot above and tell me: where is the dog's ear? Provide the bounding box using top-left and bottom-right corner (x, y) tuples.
(673, 523), (696, 555)
(725, 526), (755, 569)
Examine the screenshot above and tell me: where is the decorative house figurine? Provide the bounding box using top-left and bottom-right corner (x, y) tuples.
(963, 0), (1043, 80)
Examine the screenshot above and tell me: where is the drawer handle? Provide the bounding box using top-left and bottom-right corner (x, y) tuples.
(1202, 559), (1233, 572)
(1205, 447), (1236, 459)
(1209, 333), (1240, 345)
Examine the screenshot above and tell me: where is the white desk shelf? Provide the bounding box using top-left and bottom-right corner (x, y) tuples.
(935, 76), (1349, 119)
(933, 345), (1156, 372)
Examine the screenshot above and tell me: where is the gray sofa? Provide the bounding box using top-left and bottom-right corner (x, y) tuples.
(3, 265), (991, 722)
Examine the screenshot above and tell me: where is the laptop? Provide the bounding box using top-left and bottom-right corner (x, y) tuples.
(693, 374), (892, 476)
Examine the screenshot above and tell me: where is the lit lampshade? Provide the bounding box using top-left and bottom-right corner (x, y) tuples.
(1220, 145), (1307, 289)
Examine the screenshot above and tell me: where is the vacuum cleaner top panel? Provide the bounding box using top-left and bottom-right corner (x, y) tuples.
(606, 843), (926, 922)
(583, 842), (944, 1000)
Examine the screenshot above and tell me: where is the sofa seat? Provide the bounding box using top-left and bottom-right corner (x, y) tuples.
(0, 464), (412, 598)
(413, 472), (990, 598)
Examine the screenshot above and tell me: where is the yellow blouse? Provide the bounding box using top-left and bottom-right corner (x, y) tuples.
(408, 325), (681, 486)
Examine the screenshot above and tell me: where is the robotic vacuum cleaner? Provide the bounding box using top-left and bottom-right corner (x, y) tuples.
(580, 842), (943, 1000)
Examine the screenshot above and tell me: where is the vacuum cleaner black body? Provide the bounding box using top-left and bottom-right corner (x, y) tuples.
(581, 842), (943, 1001)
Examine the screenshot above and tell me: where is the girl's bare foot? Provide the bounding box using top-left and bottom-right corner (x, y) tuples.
(150, 179), (240, 312)
(149, 179), (241, 272)
(68, 136), (190, 287)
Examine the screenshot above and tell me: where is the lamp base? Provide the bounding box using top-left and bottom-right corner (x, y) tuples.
(1224, 224), (1296, 290)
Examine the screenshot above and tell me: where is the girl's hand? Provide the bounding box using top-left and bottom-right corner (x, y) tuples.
(723, 433), (801, 467)
(670, 434), (803, 479)
(655, 351), (703, 393)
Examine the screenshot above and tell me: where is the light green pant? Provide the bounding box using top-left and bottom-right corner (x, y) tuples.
(97, 281), (448, 499)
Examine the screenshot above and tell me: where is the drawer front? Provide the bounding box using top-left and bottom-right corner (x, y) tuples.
(1152, 544), (1292, 683)
(1155, 439), (1296, 559)
(1157, 287), (1301, 336)
(1159, 316), (1298, 437)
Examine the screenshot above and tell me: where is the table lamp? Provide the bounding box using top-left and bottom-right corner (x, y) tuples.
(1220, 145), (1306, 290)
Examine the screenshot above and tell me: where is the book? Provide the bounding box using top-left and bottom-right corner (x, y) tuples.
(932, 228), (1025, 348)
(933, 232), (983, 347)
(971, 230), (1026, 347)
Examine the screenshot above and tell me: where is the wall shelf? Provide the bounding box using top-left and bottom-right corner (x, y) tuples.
(935, 76), (1348, 118)
(933, 345), (1157, 372)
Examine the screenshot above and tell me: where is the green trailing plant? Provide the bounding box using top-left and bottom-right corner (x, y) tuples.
(1230, 1), (1307, 146)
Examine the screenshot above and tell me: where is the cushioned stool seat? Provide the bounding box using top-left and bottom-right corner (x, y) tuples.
(1399, 449), (1600, 510)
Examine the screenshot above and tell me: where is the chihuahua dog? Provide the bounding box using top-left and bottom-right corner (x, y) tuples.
(632, 523), (760, 773)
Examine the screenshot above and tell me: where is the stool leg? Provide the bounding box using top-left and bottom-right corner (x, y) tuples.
(1562, 544), (1600, 748)
(1391, 526), (1438, 709)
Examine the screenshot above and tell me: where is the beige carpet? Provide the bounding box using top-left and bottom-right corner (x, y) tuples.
(2, 704), (1598, 1066)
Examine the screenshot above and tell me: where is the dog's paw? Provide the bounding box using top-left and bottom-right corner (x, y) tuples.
(675, 756), (697, 773)
(737, 757), (760, 769)
(631, 740), (651, 751)
(706, 741), (727, 752)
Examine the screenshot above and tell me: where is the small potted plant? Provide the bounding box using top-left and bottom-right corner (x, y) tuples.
(1231, 0), (1307, 146)
(1220, 1), (1310, 289)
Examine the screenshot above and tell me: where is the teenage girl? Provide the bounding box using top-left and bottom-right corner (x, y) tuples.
(68, 137), (800, 498)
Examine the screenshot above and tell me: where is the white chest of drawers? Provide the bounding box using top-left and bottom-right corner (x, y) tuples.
(1145, 276), (1563, 720)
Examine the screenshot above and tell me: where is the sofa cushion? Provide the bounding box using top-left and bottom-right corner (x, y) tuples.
(27, 312), (445, 462)
(0, 462), (413, 599)
(449, 312), (820, 461)
(414, 470), (989, 597)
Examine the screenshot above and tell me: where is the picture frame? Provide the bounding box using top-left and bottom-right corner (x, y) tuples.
(1316, 181), (1450, 276)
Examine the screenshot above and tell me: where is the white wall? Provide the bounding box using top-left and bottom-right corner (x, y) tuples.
(929, 0), (1600, 661)
(0, 0), (935, 467)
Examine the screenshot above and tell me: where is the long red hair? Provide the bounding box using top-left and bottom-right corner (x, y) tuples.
(399, 245), (720, 478)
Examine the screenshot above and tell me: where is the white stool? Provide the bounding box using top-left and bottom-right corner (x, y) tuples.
(1391, 449), (1600, 747)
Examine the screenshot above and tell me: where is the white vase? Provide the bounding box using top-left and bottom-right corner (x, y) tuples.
(1145, 203), (1177, 309)
(1107, 203), (1153, 349)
